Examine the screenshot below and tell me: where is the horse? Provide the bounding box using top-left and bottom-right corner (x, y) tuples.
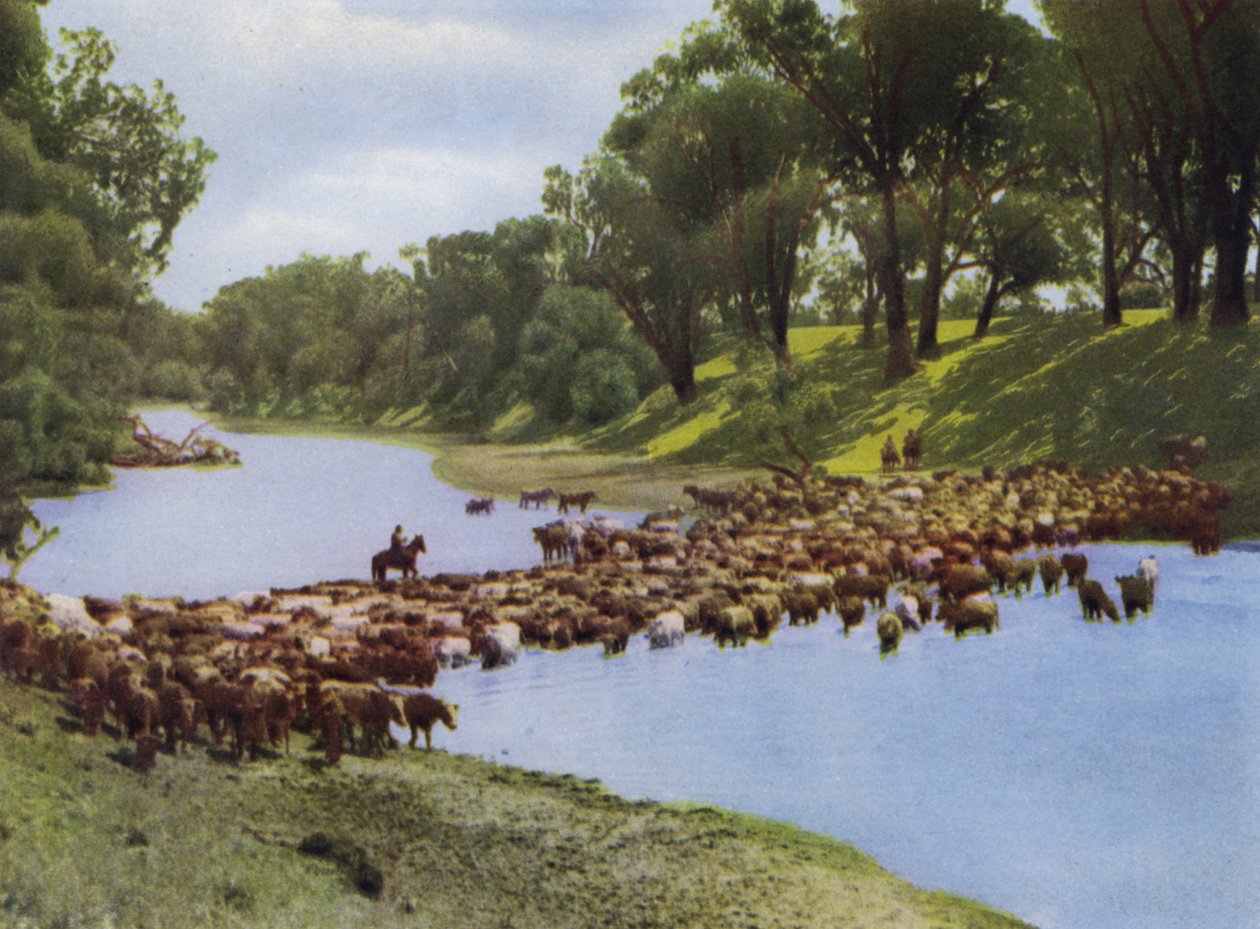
(519, 488), (556, 509)
(371, 535), (426, 582)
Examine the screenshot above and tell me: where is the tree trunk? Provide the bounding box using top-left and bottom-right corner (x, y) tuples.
(670, 370), (698, 406)
(916, 220), (947, 357)
(1169, 244), (1201, 323)
(879, 181), (916, 380)
(974, 272), (1001, 339)
(862, 267), (879, 350)
(1100, 195), (1123, 328)
(1210, 222), (1251, 327)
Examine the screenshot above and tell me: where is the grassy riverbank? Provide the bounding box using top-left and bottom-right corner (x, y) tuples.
(0, 682), (1034, 929)
(200, 310), (1260, 532)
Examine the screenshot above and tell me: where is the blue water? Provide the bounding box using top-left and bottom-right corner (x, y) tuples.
(428, 550), (1260, 929)
(23, 410), (1260, 929)
(24, 410), (635, 599)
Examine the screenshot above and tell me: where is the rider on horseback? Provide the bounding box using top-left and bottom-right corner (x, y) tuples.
(389, 524), (406, 558)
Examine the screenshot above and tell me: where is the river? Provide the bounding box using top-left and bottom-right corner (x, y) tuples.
(23, 410), (1260, 929)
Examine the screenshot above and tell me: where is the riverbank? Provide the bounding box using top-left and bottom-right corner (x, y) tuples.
(176, 310), (1260, 534)
(204, 407), (759, 513)
(0, 681), (1033, 929)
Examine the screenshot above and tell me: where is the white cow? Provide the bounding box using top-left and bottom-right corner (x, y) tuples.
(481, 623), (521, 670)
(431, 636), (472, 669)
(647, 609), (686, 649)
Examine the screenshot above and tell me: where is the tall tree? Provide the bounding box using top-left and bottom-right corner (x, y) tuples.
(609, 28), (837, 367)
(719, 0), (1047, 375)
(7, 27), (216, 278)
(1136, 0), (1260, 327)
(581, 159), (719, 406)
(1038, 1), (1156, 327)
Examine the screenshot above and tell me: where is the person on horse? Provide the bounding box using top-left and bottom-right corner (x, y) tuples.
(902, 428), (922, 471)
(389, 524), (406, 558)
(881, 435), (901, 475)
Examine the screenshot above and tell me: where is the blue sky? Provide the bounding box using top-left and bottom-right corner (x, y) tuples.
(39, 1), (1043, 313)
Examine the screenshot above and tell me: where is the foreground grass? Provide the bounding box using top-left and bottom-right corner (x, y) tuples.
(0, 682), (1034, 929)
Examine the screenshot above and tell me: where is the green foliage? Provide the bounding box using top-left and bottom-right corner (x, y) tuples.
(516, 285), (660, 425)
(146, 359), (203, 401)
(0, 487), (57, 581)
(0, 7), (214, 500)
(7, 27), (216, 276)
(571, 350), (641, 425)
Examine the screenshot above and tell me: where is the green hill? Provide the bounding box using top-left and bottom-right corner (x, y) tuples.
(565, 311), (1259, 535)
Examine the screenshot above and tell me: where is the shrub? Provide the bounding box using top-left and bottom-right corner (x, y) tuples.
(570, 351), (639, 425)
(147, 360), (203, 401)
(205, 368), (241, 412)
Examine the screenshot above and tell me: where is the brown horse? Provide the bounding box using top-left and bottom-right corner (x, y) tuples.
(371, 535), (426, 581)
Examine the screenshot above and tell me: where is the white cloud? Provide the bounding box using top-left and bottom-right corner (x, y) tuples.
(214, 0), (526, 76)
(170, 144), (550, 306)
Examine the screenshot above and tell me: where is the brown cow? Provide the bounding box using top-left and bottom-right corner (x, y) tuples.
(834, 574), (889, 608)
(938, 564), (992, 603)
(837, 596), (866, 636)
(71, 677), (108, 737)
(319, 682), (404, 756)
(1038, 555), (1065, 595)
(1078, 580), (1120, 622)
(1061, 553), (1089, 588)
(156, 680), (199, 753)
(402, 693), (459, 750)
(558, 491), (597, 515)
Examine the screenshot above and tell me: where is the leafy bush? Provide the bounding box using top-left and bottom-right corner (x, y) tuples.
(571, 351), (639, 425)
(205, 368), (241, 413)
(147, 360), (203, 401)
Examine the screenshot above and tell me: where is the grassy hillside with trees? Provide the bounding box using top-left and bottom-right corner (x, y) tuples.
(167, 0), (1260, 543)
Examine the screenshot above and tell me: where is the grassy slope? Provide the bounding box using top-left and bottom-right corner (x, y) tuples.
(565, 312), (1259, 534)
(204, 311), (1258, 527)
(0, 682), (1033, 929)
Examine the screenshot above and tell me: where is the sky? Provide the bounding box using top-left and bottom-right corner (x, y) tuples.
(39, 0), (1043, 313)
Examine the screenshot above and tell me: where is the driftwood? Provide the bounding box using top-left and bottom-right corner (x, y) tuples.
(111, 416), (240, 468)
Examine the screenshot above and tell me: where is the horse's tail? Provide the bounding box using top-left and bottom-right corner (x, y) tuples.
(371, 554), (383, 582)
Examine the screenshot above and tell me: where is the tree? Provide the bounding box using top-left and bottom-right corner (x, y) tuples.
(8, 27), (216, 277)
(720, 0), (1049, 375)
(1136, 0), (1260, 327)
(969, 192), (1076, 337)
(583, 165), (719, 405)
(607, 28), (837, 367)
(0, 488), (57, 582)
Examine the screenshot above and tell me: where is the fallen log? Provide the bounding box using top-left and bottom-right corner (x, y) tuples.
(112, 416), (240, 468)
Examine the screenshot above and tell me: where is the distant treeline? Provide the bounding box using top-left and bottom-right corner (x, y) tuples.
(188, 226), (664, 430)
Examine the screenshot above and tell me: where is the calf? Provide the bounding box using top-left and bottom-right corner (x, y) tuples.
(403, 693), (459, 750)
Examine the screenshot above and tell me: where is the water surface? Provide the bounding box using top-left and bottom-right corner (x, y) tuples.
(25, 409), (629, 599)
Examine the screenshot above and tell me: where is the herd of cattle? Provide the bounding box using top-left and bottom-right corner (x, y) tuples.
(0, 458), (1231, 774)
